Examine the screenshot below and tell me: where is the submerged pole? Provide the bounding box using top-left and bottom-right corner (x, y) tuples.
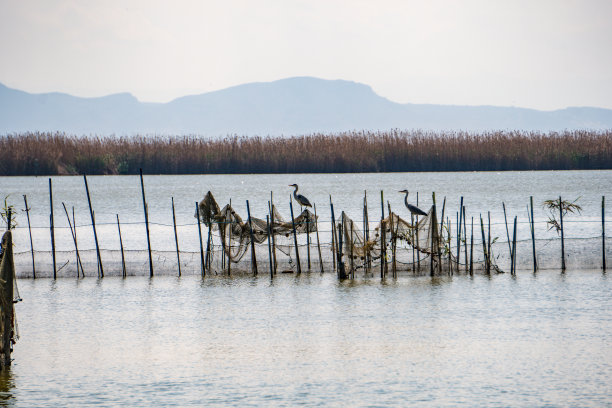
(289, 198), (302, 274)
(171, 197), (181, 277)
(503, 202), (512, 261)
(266, 215), (273, 279)
(603, 196), (606, 271)
(457, 196), (463, 270)
(268, 200), (277, 275)
(530, 196), (537, 272)
(23, 195), (36, 279)
(246, 200), (258, 275)
(314, 204), (324, 273)
(0, 231), (15, 367)
(139, 169), (154, 277)
(463, 206), (468, 273)
(330, 198), (339, 276)
(49, 178), (57, 279)
(511, 215), (517, 275)
(306, 210), (311, 270)
(84, 175), (103, 278)
(116, 214), (126, 278)
(62, 203), (83, 278)
(196, 202), (205, 277)
(469, 217), (474, 275)
(380, 190), (386, 278)
(559, 196), (566, 271)
(480, 215), (488, 274)
(487, 211), (492, 274)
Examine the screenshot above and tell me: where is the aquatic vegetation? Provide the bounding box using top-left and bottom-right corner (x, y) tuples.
(0, 129), (610, 175)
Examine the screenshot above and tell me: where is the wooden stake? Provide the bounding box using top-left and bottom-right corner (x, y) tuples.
(62, 203), (84, 278)
(603, 196), (606, 271)
(469, 217), (474, 275)
(559, 196), (566, 271)
(266, 215), (273, 279)
(84, 175), (103, 278)
(0, 230), (15, 367)
(511, 215), (517, 275)
(350, 219), (354, 279)
(270, 193), (277, 274)
(23, 195), (36, 279)
(363, 191), (371, 275)
(289, 198), (301, 274)
(314, 204), (324, 273)
(246, 200), (258, 275)
(503, 202), (512, 260)
(116, 214), (126, 278)
(480, 215), (488, 274)
(530, 196), (537, 272)
(227, 201), (232, 276)
(171, 197), (181, 277)
(49, 178), (57, 279)
(306, 209), (311, 270)
(457, 196), (463, 270)
(463, 206), (468, 273)
(411, 214), (416, 272)
(416, 192), (420, 272)
(330, 196), (337, 273)
(139, 169), (154, 277)
(487, 211), (491, 274)
(196, 202), (205, 277)
(380, 190), (387, 278)
(338, 211), (346, 279)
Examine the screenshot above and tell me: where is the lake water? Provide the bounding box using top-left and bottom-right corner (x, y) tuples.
(1, 171), (611, 406)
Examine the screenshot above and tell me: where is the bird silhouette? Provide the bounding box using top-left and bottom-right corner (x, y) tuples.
(399, 190), (427, 216)
(289, 184), (312, 208)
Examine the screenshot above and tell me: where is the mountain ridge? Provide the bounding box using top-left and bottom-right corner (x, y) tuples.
(1, 77), (611, 135)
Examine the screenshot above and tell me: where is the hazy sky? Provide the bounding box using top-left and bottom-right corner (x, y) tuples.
(1, 0), (611, 110)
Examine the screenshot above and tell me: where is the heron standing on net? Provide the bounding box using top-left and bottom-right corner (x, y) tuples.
(399, 190), (427, 216)
(289, 184), (312, 208)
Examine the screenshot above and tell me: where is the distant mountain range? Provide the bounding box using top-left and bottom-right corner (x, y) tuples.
(1, 77), (611, 136)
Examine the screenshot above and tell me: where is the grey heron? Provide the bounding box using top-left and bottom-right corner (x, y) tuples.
(399, 190), (427, 216)
(289, 184), (312, 208)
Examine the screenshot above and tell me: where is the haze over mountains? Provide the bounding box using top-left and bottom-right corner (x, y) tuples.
(1, 77), (611, 136)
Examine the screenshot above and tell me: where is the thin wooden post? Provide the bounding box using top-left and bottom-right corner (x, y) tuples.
(266, 215), (273, 279)
(84, 175), (103, 278)
(559, 196), (566, 271)
(139, 169), (154, 277)
(171, 197), (181, 277)
(530, 196), (537, 272)
(433, 192), (441, 275)
(463, 206), (468, 273)
(330, 198), (343, 277)
(416, 192), (421, 272)
(330, 197), (337, 273)
(289, 198), (302, 274)
(448, 217), (453, 276)
(0, 230), (15, 367)
(49, 178), (57, 279)
(196, 202), (205, 277)
(480, 215), (488, 274)
(487, 211), (492, 274)
(503, 202), (512, 260)
(388, 202), (397, 278)
(246, 200), (258, 275)
(363, 192), (371, 275)
(205, 219), (212, 272)
(268, 201), (277, 275)
(62, 203), (84, 278)
(314, 204), (324, 273)
(306, 210), (311, 271)
(469, 217), (474, 275)
(411, 214), (416, 272)
(73, 208), (83, 278)
(338, 212), (346, 279)
(349, 219), (354, 279)
(603, 196), (606, 271)
(380, 190), (387, 278)
(511, 215), (517, 275)
(116, 214), (126, 278)
(457, 196), (463, 270)
(227, 202), (232, 276)
(23, 195), (36, 279)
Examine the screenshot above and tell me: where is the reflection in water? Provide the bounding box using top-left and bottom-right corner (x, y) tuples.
(0, 368), (15, 406)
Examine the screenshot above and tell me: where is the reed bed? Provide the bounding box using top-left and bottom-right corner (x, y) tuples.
(0, 130), (610, 175)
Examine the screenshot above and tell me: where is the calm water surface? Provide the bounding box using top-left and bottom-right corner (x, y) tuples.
(1, 171), (611, 406)
(4, 271), (612, 407)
